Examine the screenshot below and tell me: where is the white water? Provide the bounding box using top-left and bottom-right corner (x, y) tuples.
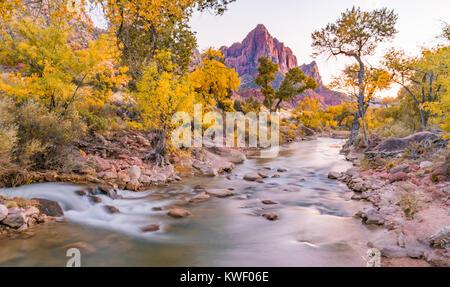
(0, 183), (180, 238)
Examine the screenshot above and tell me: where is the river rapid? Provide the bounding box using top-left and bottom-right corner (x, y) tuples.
(0, 138), (384, 267)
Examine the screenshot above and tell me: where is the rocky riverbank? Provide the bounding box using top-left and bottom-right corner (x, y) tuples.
(0, 131), (249, 191)
(330, 131), (450, 267)
(0, 196), (63, 238)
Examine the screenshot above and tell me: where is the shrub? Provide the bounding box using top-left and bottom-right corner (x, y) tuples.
(233, 97), (262, 114)
(0, 99), (86, 170)
(397, 186), (420, 220)
(14, 100), (86, 169)
(377, 121), (415, 138)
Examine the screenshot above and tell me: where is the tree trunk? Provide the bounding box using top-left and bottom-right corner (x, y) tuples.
(354, 55), (369, 148)
(144, 130), (166, 166)
(419, 109), (426, 130)
(349, 112), (361, 145)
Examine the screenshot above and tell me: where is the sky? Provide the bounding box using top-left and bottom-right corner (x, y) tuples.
(189, 0), (450, 98)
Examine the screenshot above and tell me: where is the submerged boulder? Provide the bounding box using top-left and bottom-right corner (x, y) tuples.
(189, 192), (211, 203)
(168, 208), (191, 218)
(205, 189), (234, 198)
(141, 224), (160, 232)
(243, 173), (261, 181)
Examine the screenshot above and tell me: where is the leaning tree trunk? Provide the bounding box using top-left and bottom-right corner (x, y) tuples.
(353, 55), (369, 148)
(144, 129), (166, 166)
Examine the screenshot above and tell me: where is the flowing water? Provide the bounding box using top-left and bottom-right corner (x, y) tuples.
(0, 138), (382, 267)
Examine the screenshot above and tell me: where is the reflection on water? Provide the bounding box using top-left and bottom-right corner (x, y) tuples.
(0, 138), (382, 267)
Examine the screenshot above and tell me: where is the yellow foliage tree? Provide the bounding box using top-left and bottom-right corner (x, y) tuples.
(190, 48), (240, 112)
(295, 97), (337, 131)
(0, 19), (128, 111)
(132, 50), (194, 165)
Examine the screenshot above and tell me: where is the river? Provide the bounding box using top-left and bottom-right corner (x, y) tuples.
(0, 138), (383, 267)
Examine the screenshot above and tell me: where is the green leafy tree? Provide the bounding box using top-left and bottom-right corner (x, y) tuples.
(312, 6), (398, 146)
(255, 56), (279, 113)
(274, 67), (317, 111)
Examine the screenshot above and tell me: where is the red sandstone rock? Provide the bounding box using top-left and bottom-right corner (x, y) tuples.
(389, 172), (408, 183)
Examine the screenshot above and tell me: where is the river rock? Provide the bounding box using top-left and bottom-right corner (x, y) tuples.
(128, 165), (141, 180)
(406, 246), (425, 259)
(0, 204), (8, 221)
(126, 179), (140, 191)
(24, 206), (40, 218)
(98, 171), (117, 180)
(0, 204), (9, 221)
(139, 175), (152, 184)
(360, 209), (385, 225)
(92, 155), (111, 172)
(420, 161), (433, 169)
(141, 224), (160, 232)
(98, 185), (120, 199)
(277, 168), (288, 173)
(104, 205), (120, 214)
(206, 189), (234, 198)
(243, 173), (261, 181)
(389, 172), (408, 183)
(272, 174), (280, 178)
(168, 208), (191, 218)
(258, 172), (269, 179)
(208, 147), (246, 164)
(262, 213), (278, 221)
(381, 246), (408, 258)
(390, 164), (410, 174)
(31, 198), (64, 217)
(75, 190), (87, 196)
(88, 195), (102, 203)
(3, 213), (26, 228)
(429, 226), (450, 249)
(262, 200), (278, 205)
(152, 174), (167, 182)
(328, 171), (342, 180)
(189, 192), (211, 203)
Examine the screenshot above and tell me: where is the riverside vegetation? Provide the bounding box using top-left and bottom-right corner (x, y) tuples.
(0, 1), (448, 266)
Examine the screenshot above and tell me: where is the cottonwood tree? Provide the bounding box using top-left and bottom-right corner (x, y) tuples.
(132, 50), (194, 166)
(383, 47), (448, 130)
(95, 0), (236, 86)
(311, 6), (398, 146)
(190, 48), (240, 113)
(331, 65), (391, 144)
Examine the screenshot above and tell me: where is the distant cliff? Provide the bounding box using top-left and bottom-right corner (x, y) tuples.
(220, 24), (298, 77)
(219, 24), (343, 107)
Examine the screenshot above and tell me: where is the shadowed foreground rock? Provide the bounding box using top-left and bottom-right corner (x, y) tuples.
(31, 198), (63, 217)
